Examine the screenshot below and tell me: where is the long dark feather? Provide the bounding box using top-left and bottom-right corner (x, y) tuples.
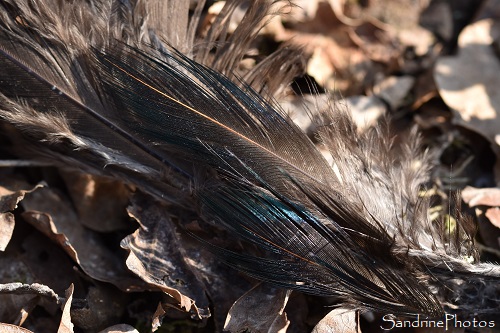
(0, 0), (499, 322)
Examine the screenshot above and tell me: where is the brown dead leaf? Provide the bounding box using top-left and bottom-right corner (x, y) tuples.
(0, 283), (59, 302)
(462, 186), (500, 208)
(173, 234), (255, 331)
(21, 211), (78, 261)
(0, 282), (62, 326)
(0, 323), (34, 333)
(485, 207), (500, 229)
(311, 309), (359, 333)
(20, 187), (144, 291)
(0, 179), (41, 213)
(121, 192), (210, 319)
(0, 179), (42, 251)
(98, 324), (139, 333)
(0, 213), (15, 252)
(224, 283), (290, 333)
(435, 19), (500, 125)
(151, 302), (166, 332)
(278, 1), (375, 94)
(373, 75), (415, 110)
(434, 19), (500, 179)
(60, 171), (131, 232)
(281, 1), (407, 94)
(58, 284), (74, 333)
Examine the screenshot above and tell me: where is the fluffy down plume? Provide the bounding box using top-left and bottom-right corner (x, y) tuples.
(0, 0), (498, 323)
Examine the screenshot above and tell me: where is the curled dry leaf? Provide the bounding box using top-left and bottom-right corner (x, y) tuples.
(311, 309), (359, 333)
(224, 283), (290, 333)
(0, 179), (41, 213)
(434, 19), (500, 179)
(121, 192), (210, 319)
(0, 281), (61, 326)
(0, 213), (14, 252)
(0, 323), (34, 333)
(98, 324), (139, 333)
(0, 179), (42, 251)
(20, 187), (144, 291)
(58, 284), (74, 333)
(151, 302), (166, 332)
(462, 186), (500, 208)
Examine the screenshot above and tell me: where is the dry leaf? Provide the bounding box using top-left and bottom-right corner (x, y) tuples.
(0, 323), (34, 333)
(121, 192), (210, 319)
(311, 309), (359, 333)
(373, 75), (415, 110)
(21, 187), (144, 291)
(462, 186), (500, 208)
(0, 283), (59, 302)
(224, 283), (290, 333)
(58, 284), (74, 333)
(151, 302), (166, 332)
(60, 171), (131, 232)
(0, 179), (41, 213)
(0, 180), (42, 251)
(98, 324), (139, 333)
(434, 19), (500, 179)
(0, 213), (14, 252)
